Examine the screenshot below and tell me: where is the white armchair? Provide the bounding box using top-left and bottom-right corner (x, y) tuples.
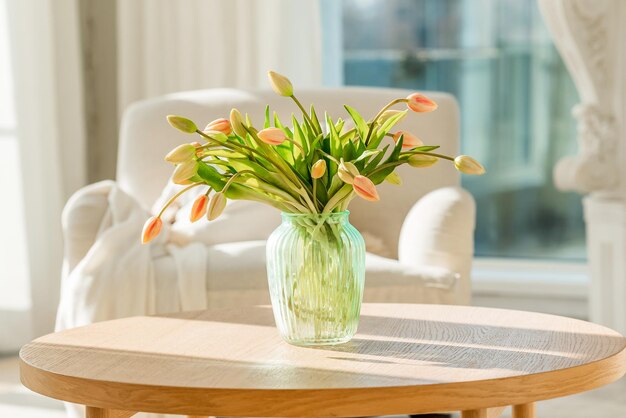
(62, 88), (475, 314)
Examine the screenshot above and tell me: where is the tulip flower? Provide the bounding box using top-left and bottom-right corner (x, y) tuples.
(311, 159), (326, 179)
(167, 115), (198, 133)
(257, 127), (286, 145)
(230, 108), (247, 137)
(338, 160), (360, 184)
(172, 160), (198, 184)
(454, 155), (486, 175)
(268, 70), (293, 97)
(203, 130), (228, 143)
(385, 171), (402, 185)
(353, 175), (380, 202)
(406, 93), (438, 113)
(408, 154), (438, 168)
(204, 118), (232, 135)
(207, 192), (227, 221)
(392, 130), (423, 149)
(165, 144), (196, 163)
(141, 216), (162, 244)
(378, 109), (406, 125)
(190, 194), (209, 222)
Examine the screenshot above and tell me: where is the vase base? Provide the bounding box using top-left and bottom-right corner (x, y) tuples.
(281, 335), (353, 347)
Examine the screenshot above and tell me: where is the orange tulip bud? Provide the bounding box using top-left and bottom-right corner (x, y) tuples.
(165, 143), (196, 163)
(141, 216), (162, 244)
(204, 118), (232, 135)
(190, 194), (208, 222)
(257, 127), (286, 145)
(406, 93), (438, 113)
(454, 155), (486, 175)
(392, 130), (424, 149)
(353, 175), (380, 202)
(338, 160), (360, 184)
(207, 192), (227, 221)
(267, 70), (293, 97)
(408, 154), (438, 168)
(172, 160), (198, 184)
(311, 159), (326, 179)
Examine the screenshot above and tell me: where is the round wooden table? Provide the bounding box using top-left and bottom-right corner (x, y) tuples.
(20, 304), (626, 418)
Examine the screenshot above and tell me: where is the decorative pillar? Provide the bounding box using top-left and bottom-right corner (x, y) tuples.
(538, 0), (626, 333)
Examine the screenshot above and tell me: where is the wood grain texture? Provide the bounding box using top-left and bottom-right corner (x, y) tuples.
(487, 406), (506, 418)
(19, 304), (626, 417)
(512, 403), (535, 418)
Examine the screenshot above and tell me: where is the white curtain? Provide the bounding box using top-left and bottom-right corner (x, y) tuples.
(118, 0), (323, 113)
(2, 0), (86, 351)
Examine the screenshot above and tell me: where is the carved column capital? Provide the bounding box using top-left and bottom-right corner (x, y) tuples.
(539, 0), (624, 194)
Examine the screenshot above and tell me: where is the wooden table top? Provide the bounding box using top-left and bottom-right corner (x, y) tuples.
(20, 304), (626, 417)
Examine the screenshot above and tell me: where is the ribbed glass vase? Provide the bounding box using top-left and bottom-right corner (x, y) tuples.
(266, 211), (366, 346)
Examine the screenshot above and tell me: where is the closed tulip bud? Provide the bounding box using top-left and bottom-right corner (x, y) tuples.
(454, 155), (486, 175)
(190, 194), (208, 222)
(204, 118), (232, 135)
(207, 192), (227, 221)
(203, 130), (228, 143)
(392, 130), (424, 149)
(257, 127), (286, 145)
(167, 115), (198, 133)
(338, 159), (360, 184)
(385, 171), (402, 185)
(172, 160), (198, 184)
(230, 108), (247, 137)
(353, 175), (380, 202)
(267, 70), (293, 97)
(378, 109), (406, 125)
(406, 93), (438, 113)
(311, 159), (326, 179)
(408, 154), (438, 168)
(165, 143), (196, 163)
(141, 216), (162, 244)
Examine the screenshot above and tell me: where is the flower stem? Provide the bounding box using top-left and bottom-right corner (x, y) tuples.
(291, 95), (320, 135)
(157, 182), (204, 218)
(364, 98), (407, 145)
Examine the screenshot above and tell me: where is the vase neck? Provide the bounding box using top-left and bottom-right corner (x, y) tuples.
(281, 211), (350, 226)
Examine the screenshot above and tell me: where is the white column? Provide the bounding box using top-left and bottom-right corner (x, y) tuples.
(538, 0), (626, 333)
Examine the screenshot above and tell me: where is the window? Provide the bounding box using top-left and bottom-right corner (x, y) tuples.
(0, 0), (30, 312)
(326, 0), (584, 261)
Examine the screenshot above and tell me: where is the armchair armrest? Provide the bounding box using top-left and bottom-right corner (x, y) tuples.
(61, 180), (115, 272)
(398, 186), (476, 304)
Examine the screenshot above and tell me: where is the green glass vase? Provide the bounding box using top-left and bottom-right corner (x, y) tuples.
(266, 211), (366, 346)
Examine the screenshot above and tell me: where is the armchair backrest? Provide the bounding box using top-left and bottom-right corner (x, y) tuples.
(118, 88), (460, 256)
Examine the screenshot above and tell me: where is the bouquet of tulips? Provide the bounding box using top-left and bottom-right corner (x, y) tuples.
(141, 71), (485, 244)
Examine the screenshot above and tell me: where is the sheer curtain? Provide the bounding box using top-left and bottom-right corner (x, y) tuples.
(1, 0), (86, 352)
(118, 0), (322, 113)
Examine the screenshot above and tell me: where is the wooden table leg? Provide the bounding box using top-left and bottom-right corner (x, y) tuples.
(462, 410), (487, 418)
(85, 407), (136, 418)
(512, 403), (536, 418)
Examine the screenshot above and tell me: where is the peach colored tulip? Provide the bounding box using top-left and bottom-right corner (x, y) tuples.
(207, 192), (227, 221)
(267, 70), (293, 97)
(392, 130), (424, 149)
(141, 216), (162, 244)
(190, 194), (208, 222)
(230, 108), (247, 137)
(165, 143), (196, 163)
(408, 154), (438, 168)
(204, 118), (232, 135)
(353, 175), (379, 202)
(406, 93), (438, 113)
(311, 159), (326, 179)
(172, 160), (198, 184)
(454, 155), (486, 175)
(167, 115), (197, 133)
(257, 127), (286, 145)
